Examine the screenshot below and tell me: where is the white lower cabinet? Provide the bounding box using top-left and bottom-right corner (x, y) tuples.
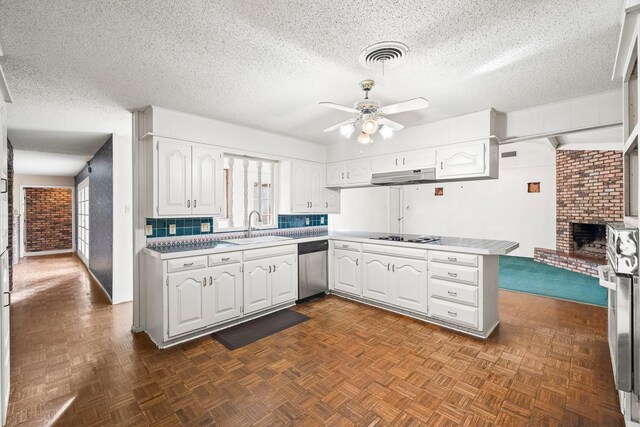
(243, 253), (297, 314)
(362, 254), (394, 303)
(429, 298), (479, 328)
(209, 264), (243, 325)
(392, 259), (428, 314)
(334, 249), (361, 296)
(168, 269), (210, 337)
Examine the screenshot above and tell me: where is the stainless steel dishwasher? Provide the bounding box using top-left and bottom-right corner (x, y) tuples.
(297, 240), (328, 302)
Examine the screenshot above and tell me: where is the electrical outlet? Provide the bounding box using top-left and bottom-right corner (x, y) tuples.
(320, 217), (325, 225)
(305, 217), (310, 226)
(169, 224), (177, 235)
(145, 225), (153, 236)
(200, 222), (210, 232)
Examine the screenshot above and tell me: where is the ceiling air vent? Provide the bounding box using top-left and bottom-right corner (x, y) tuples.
(501, 151), (517, 158)
(359, 41), (409, 71)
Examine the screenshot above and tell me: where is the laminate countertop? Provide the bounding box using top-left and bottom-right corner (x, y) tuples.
(143, 230), (519, 260)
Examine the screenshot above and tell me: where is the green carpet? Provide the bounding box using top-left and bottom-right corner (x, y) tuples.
(499, 256), (607, 307)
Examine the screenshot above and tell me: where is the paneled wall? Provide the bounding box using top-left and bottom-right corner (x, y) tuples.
(24, 187), (73, 253)
(75, 137), (113, 298)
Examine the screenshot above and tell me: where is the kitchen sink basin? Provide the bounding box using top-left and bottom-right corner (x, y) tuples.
(222, 235), (293, 245)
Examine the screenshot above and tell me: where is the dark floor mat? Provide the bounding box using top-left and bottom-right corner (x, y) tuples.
(211, 309), (309, 350)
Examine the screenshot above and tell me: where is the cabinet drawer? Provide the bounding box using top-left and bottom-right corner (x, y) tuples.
(429, 264), (478, 286)
(430, 298), (479, 328)
(333, 241), (362, 252)
(428, 250), (478, 267)
(167, 256), (207, 273)
(208, 252), (242, 266)
(243, 244), (297, 261)
(430, 278), (478, 307)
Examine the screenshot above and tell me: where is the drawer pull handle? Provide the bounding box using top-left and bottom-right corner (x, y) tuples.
(183, 262), (194, 267)
(342, 244), (348, 248)
(447, 311), (457, 317)
(209, 276), (212, 285)
(202, 278), (206, 286)
(447, 257), (457, 262)
(448, 272), (458, 278)
(448, 291), (457, 297)
(221, 257), (230, 262)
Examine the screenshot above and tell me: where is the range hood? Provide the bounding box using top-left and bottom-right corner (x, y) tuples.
(371, 167), (437, 185)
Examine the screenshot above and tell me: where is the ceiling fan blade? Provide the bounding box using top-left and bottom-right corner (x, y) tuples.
(380, 97), (429, 115)
(319, 102), (359, 114)
(378, 117), (405, 131)
(323, 118), (357, 133)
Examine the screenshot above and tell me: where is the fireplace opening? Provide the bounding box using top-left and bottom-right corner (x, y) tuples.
(572, 223), (606, 259)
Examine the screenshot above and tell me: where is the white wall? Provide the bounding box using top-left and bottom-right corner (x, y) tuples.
(328, 141), (557, 257)
(13, 174), (75, 215)
(112, 133), (133, 304)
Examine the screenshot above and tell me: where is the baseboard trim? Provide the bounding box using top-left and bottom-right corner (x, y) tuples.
(23, 249), (73, 257)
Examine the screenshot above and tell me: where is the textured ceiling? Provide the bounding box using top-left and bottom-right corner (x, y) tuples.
(13, 150), (91, 176)
(0, 0), (623, 149)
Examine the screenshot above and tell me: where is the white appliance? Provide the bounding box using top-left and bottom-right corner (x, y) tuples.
(599, 223), (639, 424)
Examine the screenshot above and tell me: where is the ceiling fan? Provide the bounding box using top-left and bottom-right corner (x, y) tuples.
(320, 80), (429, 144)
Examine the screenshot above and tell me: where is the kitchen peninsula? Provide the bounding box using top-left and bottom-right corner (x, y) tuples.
(142, 231), (518, 348)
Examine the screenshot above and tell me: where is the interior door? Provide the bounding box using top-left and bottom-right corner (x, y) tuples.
(208, 264), (243, 325)
(167, 271), (208, 337)
(192, 146), (223, 216)
(334, 249), (360, 296)
(243, 259), (271, 314)
(362, 253), (392, 303)
(157, 139), (192, 216)
(392, 258), (428, 314)
(271, 255), (297, 305)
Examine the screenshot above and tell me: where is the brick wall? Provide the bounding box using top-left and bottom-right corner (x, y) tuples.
(25, 188), (73, 253)
(556, 150), (624, 253)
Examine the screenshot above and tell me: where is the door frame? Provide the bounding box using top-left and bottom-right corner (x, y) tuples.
(76, 177), (89, 266)
(20, 185), (76, 257)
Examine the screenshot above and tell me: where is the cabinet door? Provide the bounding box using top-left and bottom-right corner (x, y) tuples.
(291, 162), (310, 212)
(208, 264), (243, 325)
(158, 140), (192, 216)
(271, 254), (297, 305)
(362, 253), (392, 303)
(243, 260), (271, 314)
(334, 249), (361, 296)
(192, 146), (223, 216)
(308, 163), (325, 211)
(168, 271), (209, 337)
(324, 188), (341, 214)
(347, 159), (371, 184)
(436, 142), (486, 178)
(326, 162), (346, 186)
(392, 258), (428, 314)
(405, 149), (436, 170)
(371, 154), (401, 173)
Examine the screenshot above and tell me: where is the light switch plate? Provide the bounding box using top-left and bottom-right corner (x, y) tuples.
(200, 222), (210, 232)
(169, 224), (177, 235)
(145, 225), (153, 236)
(305, 218), (310, 226)
(320, 217), (325, 225)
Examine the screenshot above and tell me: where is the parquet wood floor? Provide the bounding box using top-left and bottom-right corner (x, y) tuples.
(8, 254), (624, 426)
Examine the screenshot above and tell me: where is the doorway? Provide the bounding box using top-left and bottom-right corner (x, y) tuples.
(20, 186), (74, 257)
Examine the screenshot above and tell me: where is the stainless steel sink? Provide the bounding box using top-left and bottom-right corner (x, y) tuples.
(222, 235), (293, 245)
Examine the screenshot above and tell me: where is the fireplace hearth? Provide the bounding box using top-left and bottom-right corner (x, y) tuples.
(572, 223), (606, 259)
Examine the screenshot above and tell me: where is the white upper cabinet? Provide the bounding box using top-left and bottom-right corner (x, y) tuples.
(436, 139), (498, 180)
(157, 140), (192, 216)
(152, 138), (224, 218)
(324, 188), (341, 214)
(325, 159), (371, 187)
(371, 148), (436, 174)
(191, 146), (223, 216)
(285, 161), (332, 213)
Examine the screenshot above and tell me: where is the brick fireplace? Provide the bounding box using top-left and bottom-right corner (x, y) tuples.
(534, 150), (623, 277)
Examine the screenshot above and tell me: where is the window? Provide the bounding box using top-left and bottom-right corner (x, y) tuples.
(215, 155), (276, 230)
(77, 178), (89, 264)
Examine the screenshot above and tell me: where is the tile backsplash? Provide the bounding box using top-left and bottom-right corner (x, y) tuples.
(146, 218), (215, 238)
(146, 214), (329, 239)
(278, 214), (328, 229)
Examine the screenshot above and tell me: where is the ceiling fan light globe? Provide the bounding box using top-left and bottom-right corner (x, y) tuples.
(362, 118), (379, 135)
(379, 126), (394, 139)
(357, 132), (372, 145)
(339, 123), (355, 139)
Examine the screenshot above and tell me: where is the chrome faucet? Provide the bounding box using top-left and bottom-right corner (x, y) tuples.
(247, 210), (262, 237)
